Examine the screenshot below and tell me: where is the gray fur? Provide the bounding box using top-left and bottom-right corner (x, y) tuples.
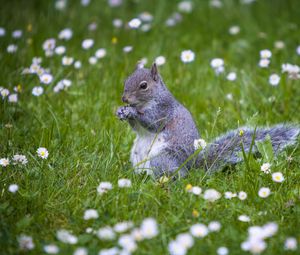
(116, 64), (300, 177)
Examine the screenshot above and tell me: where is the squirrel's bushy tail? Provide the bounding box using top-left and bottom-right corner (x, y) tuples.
(197, 124), (300, 173)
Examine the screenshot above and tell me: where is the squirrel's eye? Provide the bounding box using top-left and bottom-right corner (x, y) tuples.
(139, 81), (148, 90)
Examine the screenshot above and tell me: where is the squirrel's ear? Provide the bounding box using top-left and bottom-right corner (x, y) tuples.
(150, 63), (159, 81)
(135, 61), (144, 70)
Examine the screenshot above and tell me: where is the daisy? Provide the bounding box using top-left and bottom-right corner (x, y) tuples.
(128, 18), (141, 29)
(260, 163), (271, 173)
(62, 56), (74, 66)
(238, 215), (250, 222)
(140, 218), (159, 239)
(272, 172), (284, 182)
(0, 158), (10, 167)
(226, 72), (237, 81)
(238, 191), (247, 200)
(81, 0), (91, 6)
(208, 221), (221, 232)
(284, 237), (297, 250)
(12, 30), (22, 38)
(229, 25), (240, 35)
(258, 187), (271, 198)
(95, 48), (107, 58)
(210, 58), (224, 69)
(176, 233), (194, 249)
(168, 240), (186, 255)
(58, 28), (73, 40)
(89, 56), (97, 65)
(190, 223), (208, 238)
(217, 247), (229, 255)
(258, 58), (270, 68)
(73, 247), (88, 255)
(123, 46), (133, 53)
(139, 12), (153, 22)
(0, 27), (5, 36)
(224, 191), (237, 199)
(44, 244), (59, 254)
(7, 44), (18, 53)
(155, 56), (166, 66)
(40, 73), (53, 84)
(191, 186), (202, 195)
(1, 88), (9, 98)
(180, 50), (195, 63)
(8, 94), (18, 103)
(178, 1), (193, 13)
(8, 184), (19, 193)
(297, 45), (300, 55)
(32, 86), (44, 96)
(193, 138), (206, 150)
(37, 147), (49, 159)
(113, 19), (123, 28)
(83, 209), (99, 220)
(274, 41), (285, 49)
(269, 74), (280, 86)
(97, 227), (116, 240)
(260, 49), (272, 59)
(18, 235), (35, 251)
(74, 61), (82, 69)
(13, 154), (28, 165)
(97, 182), (113, 194)
(56, 229), (78, 244)
(118, 178), (132, 188)
(203, 189), (221, 202)
(82, 39), (94, 49)
(43, 39), (56, 51)
(55, 46), (66, 55)
(118, 234), (137, 252)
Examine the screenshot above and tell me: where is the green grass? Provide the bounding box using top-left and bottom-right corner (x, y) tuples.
(0, 0), (300, 254)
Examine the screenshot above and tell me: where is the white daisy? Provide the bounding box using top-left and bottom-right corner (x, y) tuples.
(97, 227), (116, 240)
(12, 30), (23, 38)
(55, 46), (66, 55)
(7, 44), (18, 53)
(190, 223), (208, 238)
(123, 46), (133, 53)
(32, 86), (44, 96)
(217, 247), (229, 255)
(83, 209), (99, 220)
(95, 48), (107, 58)
(180, 50), (195, 63)
(44, 244), (59, 254)
(82, 39), (94, 49)
(8, 184), (19, 193)
(40, 73), (53, 84)
(18, 235), (35, 251)
(155, 56), (166, 66)
(193, 138), (206, 150)
(191, 186), (202, 195)
(178, 1), (193, 13)
(260, 49), (272, 59)
(118, 178), (132, 188)
(238, 191), (247, 200)
(260, 163), (271, 173)
(8, 94), (18, 103)
(208, 221), (221, 232)
(272, 172), (284, 183)
(238, 215), (250, 222)
(203, 189), (221, 202)
(226, 72), (237, 81)
(284, 237), (297, 250)
(258, 187), (271, 198)
(74, 61), (82, 69)
(56, 229), (78, 244)
(73, 247), (88, 255)
(89, 56), (97, 65)
(62, 56), (74, 66)
(140, 218), (159, 239)
(269, 74), (280, 86)
(58, 28), (73, 40)
(0, 27), (5, 37)
(0, 158), (9, 167)
(97, 182), (113, 194)
(128, 18), (141, 29)
(229, 25), (240, 35)
(37, 147), (49, 159)
(258, 58), (270, 68)
(43, 39), (56, 51)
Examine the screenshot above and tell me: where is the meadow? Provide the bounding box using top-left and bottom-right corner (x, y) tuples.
(0, 0), (300, 254)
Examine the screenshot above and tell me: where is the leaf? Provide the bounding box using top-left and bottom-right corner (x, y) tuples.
(255, 135), (274, 162)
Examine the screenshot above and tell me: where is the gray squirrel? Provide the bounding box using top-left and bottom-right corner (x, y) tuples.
(116, 63), (300, 177)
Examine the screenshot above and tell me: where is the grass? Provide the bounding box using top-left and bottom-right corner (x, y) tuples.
(0, 0), (300, 254)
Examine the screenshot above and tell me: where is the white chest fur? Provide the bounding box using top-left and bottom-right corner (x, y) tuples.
(130, 124), (167, 174)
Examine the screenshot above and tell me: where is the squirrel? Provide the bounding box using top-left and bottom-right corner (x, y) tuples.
(116, 63), (300, 177)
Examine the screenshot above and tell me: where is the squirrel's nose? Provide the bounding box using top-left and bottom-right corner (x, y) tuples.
(122, 95), (129, 103)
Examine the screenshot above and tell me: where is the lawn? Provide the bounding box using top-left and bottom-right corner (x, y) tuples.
(0, 0), (300, 254)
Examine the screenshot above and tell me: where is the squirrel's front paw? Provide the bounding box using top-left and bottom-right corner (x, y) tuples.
(116, 106), (131, 120)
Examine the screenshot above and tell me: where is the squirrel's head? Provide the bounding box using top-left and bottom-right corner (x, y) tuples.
(122, 63), (165, 107)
